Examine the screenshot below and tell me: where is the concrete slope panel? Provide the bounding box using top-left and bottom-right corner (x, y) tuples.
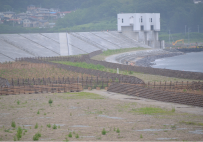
(68, 44), (86, 56)
(77, 32), (118, 50)
(0, 54), (14, 63)
(109, 31), (151, 48)
(40, 33), (59, 42)
(109, 31), (140, 47)
(68, 34), (100, 53)
(0, 34), (58, 57)
(59, 33), (69, 56)
(93, 32), (131, 48)
(0, 40), (34, 59)
(20, 34), (60, 54)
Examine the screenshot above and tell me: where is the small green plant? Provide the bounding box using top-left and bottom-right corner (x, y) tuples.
(48, 99), (53, 105)
(35, 123), (38, 129)
(68, 132), (72, 138)
(171, 125), (176, 130)
(16, 126), (23, 140)
(37, 110), (40, 114)
(44, 113), (46, 115)
(53, 124), (57, 129)
(25, 129), (27, 133)
(33, 132), (41, 141)
(11, 121), (16, 128)
(116, 128), (120, 133)
(47, 124), (51, 128)
(14, 136), (17, 141)
(140, 134), (143, 138)
(172, 107), (175, 112)
(64, 137), (69, 142)
(17, 100), (20, 105)
(102, 128), (106, 135)
(75, 134), (79, 139)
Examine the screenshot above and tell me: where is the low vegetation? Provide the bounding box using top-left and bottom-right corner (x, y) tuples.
(11, 121), (16, 128)
(33, 132), (41, 141)
(102, 128), (106, 135)
(64, 92), (104, 100)
(131, 107), (175, 115)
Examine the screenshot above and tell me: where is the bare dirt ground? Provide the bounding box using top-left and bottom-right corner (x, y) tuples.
(0, 90), (203, 141)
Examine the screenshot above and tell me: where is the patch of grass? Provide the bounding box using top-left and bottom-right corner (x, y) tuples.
(33, 132), (41, 141)
(180, 121), (203, 126)
(75, 134), (79, 139)
(52, 124), (57, 129)
(102, 128), (106, 135)
(116, 128), (120, 133)
(11, 121), (16, 128)
(17, 100), (20, 105)
(4, 129), (10, 132)
(171, 107), (175, 113)
(44, 113), (46, 115)
(35, 123), (38, 129)
(37, 110), (40, 114)
(131, 107), (175, 115)
(65, 92), (104, 100)
(47, 124), (51, 128)
(68, 132), (72, 138)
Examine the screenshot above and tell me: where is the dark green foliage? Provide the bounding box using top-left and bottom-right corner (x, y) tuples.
(48, 99), (53, 105)
(33, 132), (41, 141)
(47, 124), (51, 128)
(35, 123), (38, 129)
(102, 128), (106, 135)
(16, 127), (23, 140)
(11, 121), (16, 128)
(68, 132), (72, 138)
(52, 124), (57, 129)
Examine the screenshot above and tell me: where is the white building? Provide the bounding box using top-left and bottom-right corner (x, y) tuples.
(117, 13), (164, 48)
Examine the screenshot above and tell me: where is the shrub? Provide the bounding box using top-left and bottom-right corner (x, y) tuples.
(47, 124), (51, 128)
(102, 128), (106, 135)
(17, 100), (20, 105)
(48, 99), (53, 105)
(33, 132), (41, 141)
(16, 127), (23, 140)
(68, 132), (72, 138)
(53, 124), (57, 129)
(140, 134), (143, 138)
(75, 134), (79, 139)
(116, 128), (120, 133)
(11, 121), (16, 128)
(35, 123), (38, 129)
(37, 110), (40, 114)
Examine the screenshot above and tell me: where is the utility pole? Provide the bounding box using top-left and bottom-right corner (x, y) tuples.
(188, 28), (190, 46)
(198, 25), (199, 33)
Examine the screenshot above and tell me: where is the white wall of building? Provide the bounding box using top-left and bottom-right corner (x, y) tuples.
(117, 13), (162, 48)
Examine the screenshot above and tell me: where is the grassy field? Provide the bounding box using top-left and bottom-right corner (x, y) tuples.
(53, 61), (202, 83)
(0, 91), (202, 141)
(92, 47), (148, 61)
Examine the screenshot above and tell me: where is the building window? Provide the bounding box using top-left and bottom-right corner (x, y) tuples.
(122, 19), (123, 23)
(151, 25), (154, 30)
(141, 16), (143, 23)
(151, 18), (152, 22)
(141, 25), (144, 31)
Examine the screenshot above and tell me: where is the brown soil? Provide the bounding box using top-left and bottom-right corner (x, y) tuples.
(0, 91), (203, 141)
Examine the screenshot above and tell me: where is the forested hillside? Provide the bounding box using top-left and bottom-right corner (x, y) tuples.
(0, 0), (203, 35)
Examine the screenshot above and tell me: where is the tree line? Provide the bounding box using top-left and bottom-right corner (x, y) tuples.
(0, 0), (203, 34)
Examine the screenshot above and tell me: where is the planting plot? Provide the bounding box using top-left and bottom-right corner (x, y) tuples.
(0, 91), (203, 141)
(0, 62), (93, 81)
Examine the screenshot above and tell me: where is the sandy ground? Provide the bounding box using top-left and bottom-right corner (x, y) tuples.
(0, 90), (203, 141)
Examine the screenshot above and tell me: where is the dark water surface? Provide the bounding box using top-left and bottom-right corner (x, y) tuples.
(151, 52), (203, 73)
